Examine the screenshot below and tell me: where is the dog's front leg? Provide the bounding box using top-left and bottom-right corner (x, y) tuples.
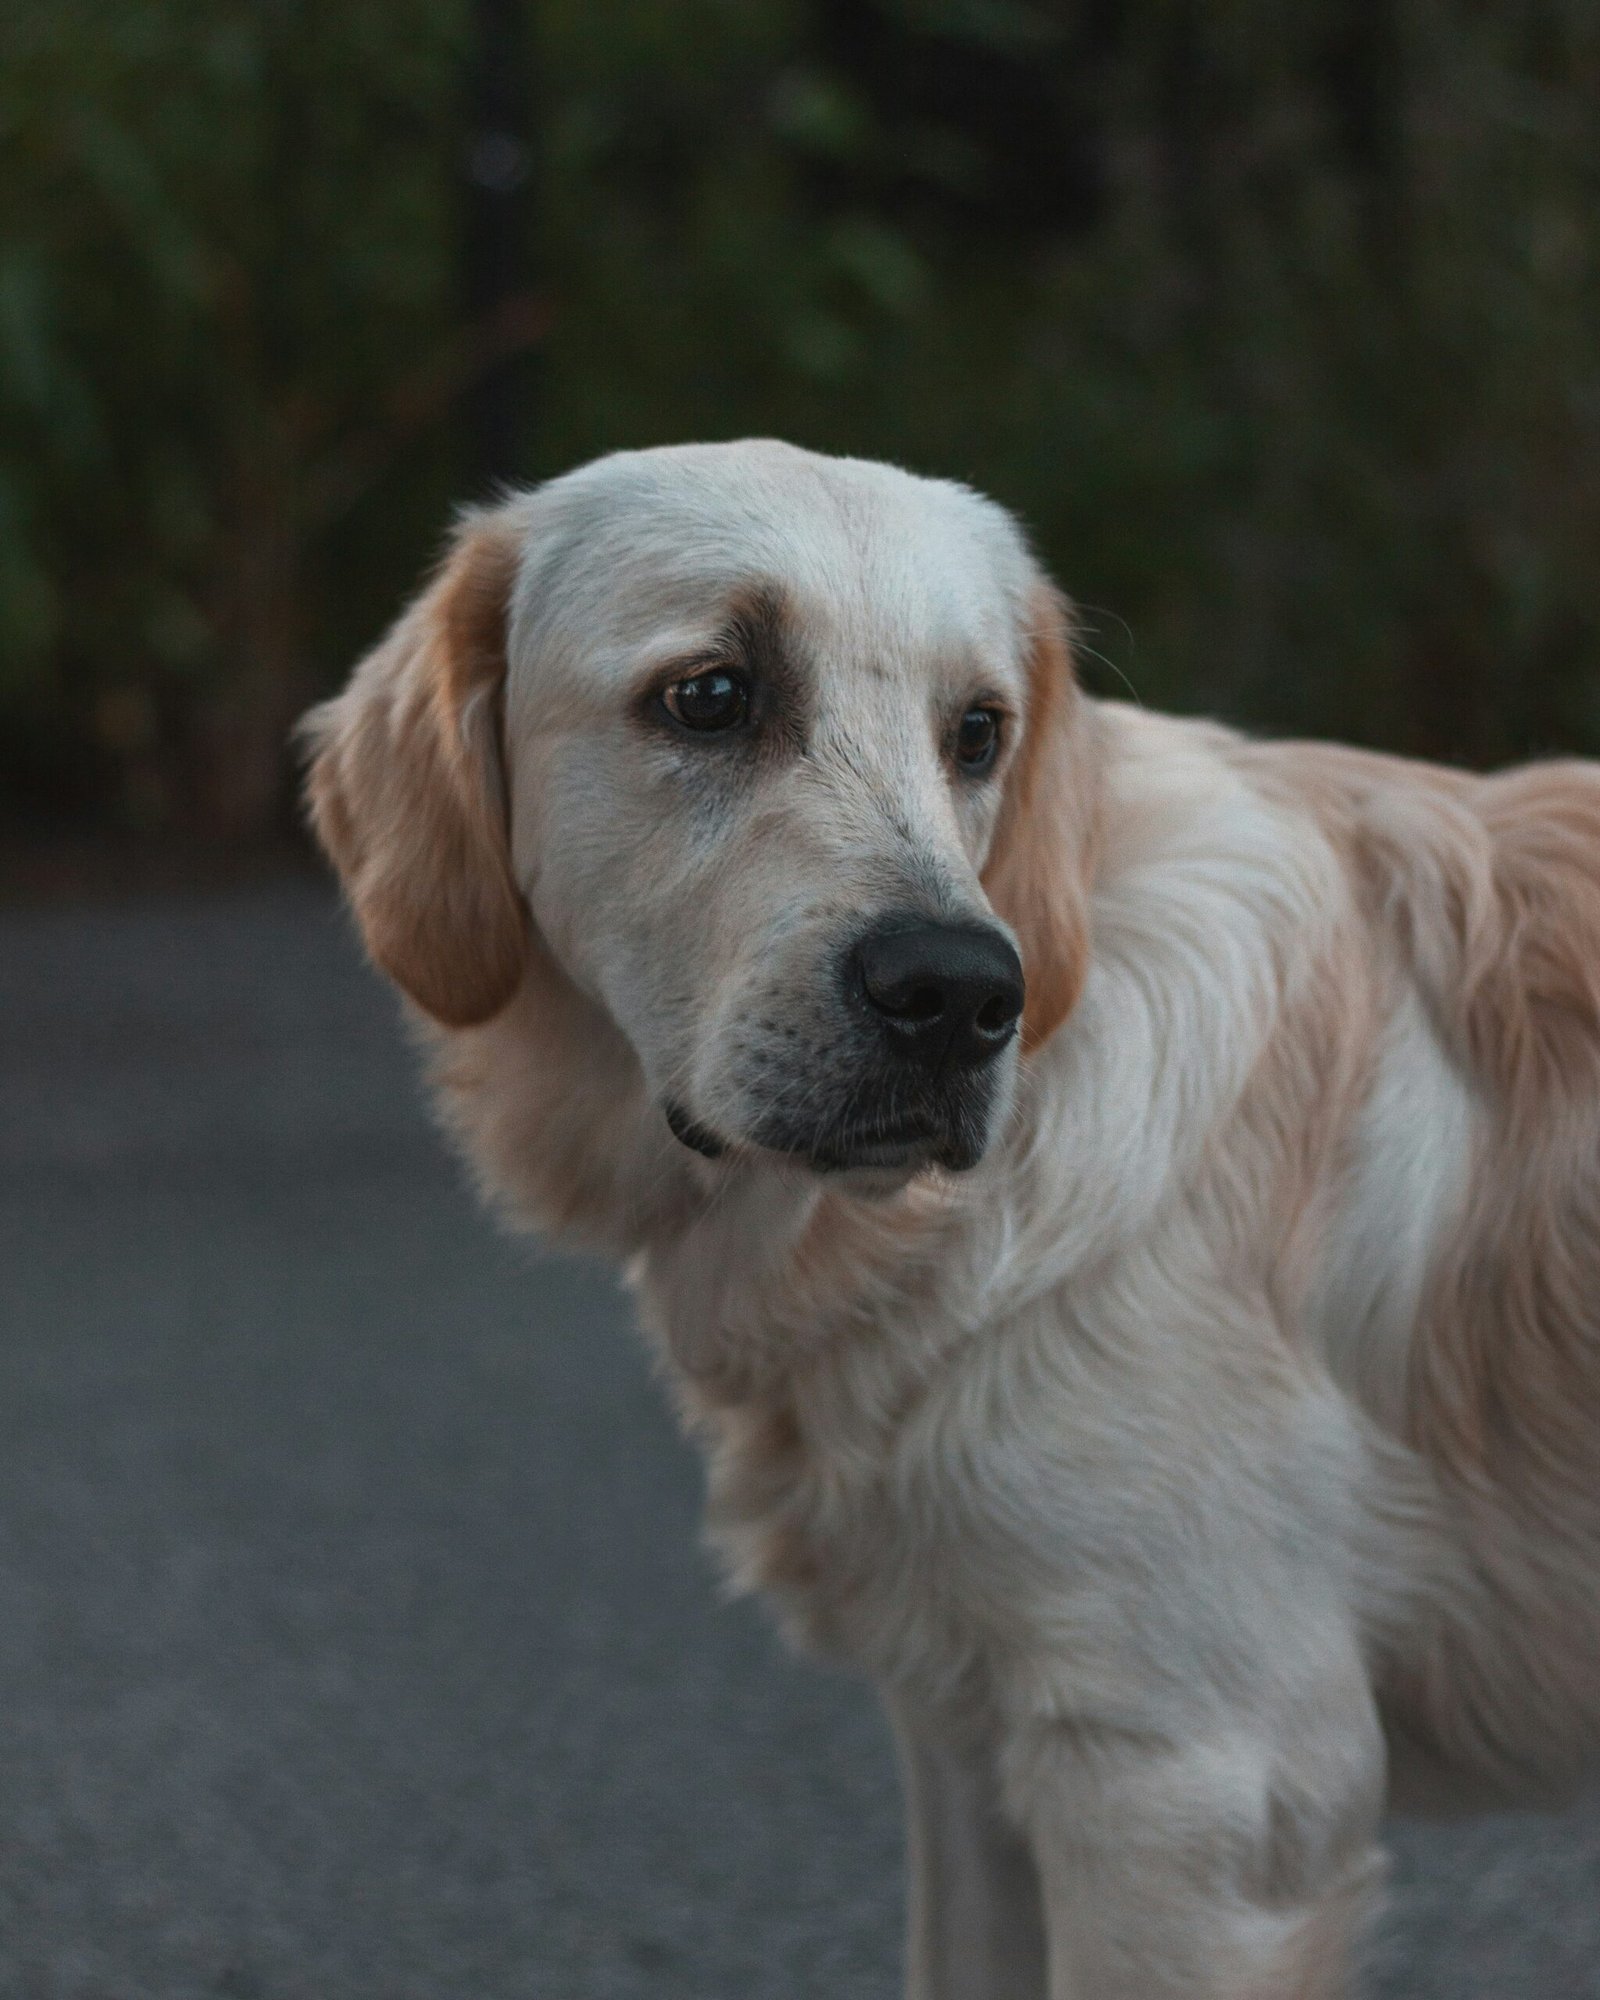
(1003, 1664), (1387, 2000)
(888, 1692), (1049, 2000)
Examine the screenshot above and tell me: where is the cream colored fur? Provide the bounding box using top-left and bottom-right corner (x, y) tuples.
(302, 440), (1600, 1998)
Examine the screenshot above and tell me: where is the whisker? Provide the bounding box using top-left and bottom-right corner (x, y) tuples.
(1071, 604), (1144, 708)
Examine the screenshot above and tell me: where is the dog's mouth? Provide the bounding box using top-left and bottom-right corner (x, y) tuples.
(801, 1116), (984, 1174)
(663, 1097), (988, 1176)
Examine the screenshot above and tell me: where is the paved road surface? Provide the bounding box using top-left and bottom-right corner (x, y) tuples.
(1, 885), (1596, 1999)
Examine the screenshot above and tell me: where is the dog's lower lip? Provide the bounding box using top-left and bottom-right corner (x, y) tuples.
(805, 1123), (941, 1170)
(663, 1100), (726, 1159)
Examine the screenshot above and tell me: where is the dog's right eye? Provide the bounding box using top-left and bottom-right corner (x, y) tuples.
(660, 670), (749, 732)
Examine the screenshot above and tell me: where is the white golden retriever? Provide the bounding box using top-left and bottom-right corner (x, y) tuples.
(303, 440), (1600, 1997)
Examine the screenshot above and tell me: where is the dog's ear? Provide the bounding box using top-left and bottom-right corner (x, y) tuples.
(300, 513), (528, 1028)
(982, 583), (1098, 1052)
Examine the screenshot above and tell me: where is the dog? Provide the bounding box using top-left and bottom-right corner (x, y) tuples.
(302, 439), (1600, 1997)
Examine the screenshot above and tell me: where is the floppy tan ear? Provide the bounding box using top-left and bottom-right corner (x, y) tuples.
(981, 583), (1100, 1052)
(300, 513), (528, 1028)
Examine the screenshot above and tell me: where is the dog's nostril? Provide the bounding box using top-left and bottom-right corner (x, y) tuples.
(975, 991), (1021, 1037)
(898, 982), (945, 1024)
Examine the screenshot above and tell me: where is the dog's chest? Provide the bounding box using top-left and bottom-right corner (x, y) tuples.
(635, 1173), (1402, 1730)
(634, 1188), (1023, 1679)
(693, 1344), (996, 1682)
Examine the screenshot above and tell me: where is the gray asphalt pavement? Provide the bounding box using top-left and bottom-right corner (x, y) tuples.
(1, 884), (1596, 1999)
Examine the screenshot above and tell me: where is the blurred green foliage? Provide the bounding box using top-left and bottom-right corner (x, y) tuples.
(3, 0), (1599, 838)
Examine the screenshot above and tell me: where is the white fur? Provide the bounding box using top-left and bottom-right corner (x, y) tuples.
(1308, 987), (1479, 1431)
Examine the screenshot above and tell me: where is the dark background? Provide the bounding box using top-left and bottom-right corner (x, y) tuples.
(4, 5), (1600, 1995)
(4, 0), (1600, 870)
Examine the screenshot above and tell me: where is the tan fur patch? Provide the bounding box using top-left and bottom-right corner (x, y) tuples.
(981, 585), (1102, 1052)
(301, 517), (528, 1027)
(1373, 766), (1600, 1779)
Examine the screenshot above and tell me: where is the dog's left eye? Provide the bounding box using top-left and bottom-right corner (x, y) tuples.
(661, 670), (749, 733)
(954, 706), (1001, 775)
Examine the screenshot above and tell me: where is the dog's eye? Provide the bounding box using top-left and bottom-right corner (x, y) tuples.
(661, 670), (749, 733)
(954, 706), (1001, 775)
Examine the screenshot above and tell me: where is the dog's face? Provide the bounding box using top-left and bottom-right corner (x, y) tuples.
(304, 441), (1095, 1181)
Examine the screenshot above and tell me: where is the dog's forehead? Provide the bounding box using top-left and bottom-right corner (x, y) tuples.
(508, 441), (1036, 683)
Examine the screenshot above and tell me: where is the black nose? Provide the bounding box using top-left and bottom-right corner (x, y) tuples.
(855, 922), (1025, 1069)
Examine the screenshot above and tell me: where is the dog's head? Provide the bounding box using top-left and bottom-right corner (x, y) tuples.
(303, 441), (1097, 1182)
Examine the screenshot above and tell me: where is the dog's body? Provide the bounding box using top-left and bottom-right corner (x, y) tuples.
(304, 440), (1600, 1997)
